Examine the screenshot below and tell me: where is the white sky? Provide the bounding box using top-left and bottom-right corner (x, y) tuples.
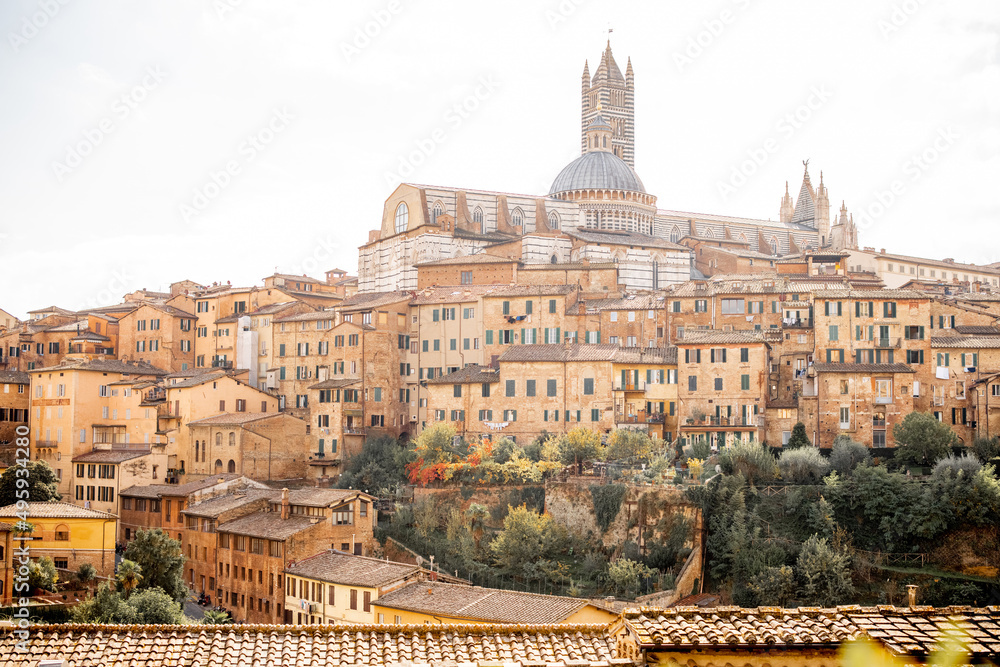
(1, 0), (998, 318)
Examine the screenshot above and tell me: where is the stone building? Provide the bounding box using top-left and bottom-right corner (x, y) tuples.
(0, 370), (29, 453)
(283, 551), (422, 625)
(676, 330), (777, 447)
(116, 303), (197, 373)
(0, 502), (117, 577)
(798, 362), (916, 448)
(184, 411), (311, 482)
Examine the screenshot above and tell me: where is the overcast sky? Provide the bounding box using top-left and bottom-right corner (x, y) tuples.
(1, 0), (997, 318)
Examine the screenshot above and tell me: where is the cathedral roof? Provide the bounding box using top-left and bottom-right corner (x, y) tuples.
(592, 41), (624, 83)
(791, 167), (816, 225)
(549, 150), (645, 194)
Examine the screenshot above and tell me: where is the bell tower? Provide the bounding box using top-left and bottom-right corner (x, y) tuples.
(581, 41), (635, 167)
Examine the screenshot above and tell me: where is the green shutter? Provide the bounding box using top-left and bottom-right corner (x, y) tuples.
(486, 330), (493, 345)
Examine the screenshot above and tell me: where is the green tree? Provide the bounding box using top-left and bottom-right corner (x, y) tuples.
(336, 434), (412, 495)
(829, 435), (870, 475)
(893, 412), (959, 467)
(122, 528), (187, 601)
(0, 460), (60, 506)
(718, 440), (777, 486)
(76, 562), (96, 584)
(116, 559), (143, 598)
(490, 505), (566, 577)
(785, 422), (811, 449)
(971, 436), (1000, 464)
(604, 429), (652, 462)
(748, 565), (796, 606)
(71, 582), (137, 624)
(28, 556), (58, 592)
(202, 609), (232, 624)
(559, 427), (603, 474)
(796, 534), (854, 606)
(778, 447), (830, 484)
(490, 437), (521, 465)
(72, 582), (184, 624)
(127, 587), (186, 624)
(608, 558), (656, 598)
(412, 423), (461, 464)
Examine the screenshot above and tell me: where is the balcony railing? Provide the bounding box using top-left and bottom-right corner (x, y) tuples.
(615, 412), (666, 424)
(683, 416), (762, 428)
(343, 427), (366, 436)
(783, 319), (813, 329)
(613, 380), (646, 392)
(873, 419), (887, 429)
(874, 396), (893, 404)
(874, 337), (901, 349)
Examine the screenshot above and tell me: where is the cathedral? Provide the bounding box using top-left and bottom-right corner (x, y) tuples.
(357, 42), (860, 293)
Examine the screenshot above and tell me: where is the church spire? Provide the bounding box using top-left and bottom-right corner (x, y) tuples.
(779, 180), (794, 223)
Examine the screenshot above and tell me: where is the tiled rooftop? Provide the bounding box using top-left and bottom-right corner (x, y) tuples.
(622, 606), (1000, 658)
(0, 370), (29, 384)
(931, 336), (1000, 349)
(72, 449), (150, 464)
(373, 582), (592, 624)
(0, 501), (116, 520)
(30, 359), (168, 376)
(812, 363), (917, 374)
(181, 490), (277, 518)
(339, 291), (413, 311)
(217, 511), (319, 540)
(678, 330), (781, 345)
(309, 378), (362, 390)
(499, 344), (620, 363)
(285, 551), (420, 588)
(120, 474), (244, 499)
(3, 623), (622, 666)
(813, 289), (928, 299)
(426, 364), (500, 385)
(186, 412), (277, 426)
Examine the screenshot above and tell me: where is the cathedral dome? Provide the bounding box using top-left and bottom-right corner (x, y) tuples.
(549, 150), (646, 195)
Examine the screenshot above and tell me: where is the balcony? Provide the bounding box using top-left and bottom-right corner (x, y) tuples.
(211, 359), (234, 369)
(343, 426), (366, 436)
(141, 388), (166, 405)
(613, 380), (647, 392)
(683, 416), (762, 428)
(872, 418), (887, 429)
(615, 412), (666, 424)
(35, 440), (58, 447)
(783, 318), (813, 329)
(874, 337), (901, 349)
(874, 396), (893, 405)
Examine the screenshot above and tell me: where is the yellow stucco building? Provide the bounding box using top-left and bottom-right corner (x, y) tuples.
(0, 501), (117, 577)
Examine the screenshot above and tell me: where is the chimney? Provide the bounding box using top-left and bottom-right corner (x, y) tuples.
(280, 488), (290, 519)
(880, 248), (886, 255)
(906, 584), (918, 607)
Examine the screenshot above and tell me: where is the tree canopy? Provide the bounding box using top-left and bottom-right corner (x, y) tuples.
(122, 528), (187, 601)
(893, 412), (959, 466)
(0, 460), (60, 507)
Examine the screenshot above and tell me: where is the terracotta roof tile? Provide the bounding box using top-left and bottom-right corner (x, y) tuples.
(499, 344), (620, 363)
(186, 412), (278, 426)
(71, 449), (151, 464)
(285, 551), (420, 588)
(0, 501), (116, 520)
(426, 364), (500, 385)
(217, 511), (319, 540)
(812, 363), (917, 374)
(931, 336), (1000, 349)
(373, 582), (592, 624)
(3, 623), (619, 666)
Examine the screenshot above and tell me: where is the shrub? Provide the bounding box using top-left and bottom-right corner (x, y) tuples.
(796, 534), (854, 607)
(76, 563), (96, 584)
(785, 422), (811, 449)
(719, 440), (777, 486)
(605, 429), (652, 462)
(748, 565), (796, 606)
(932, 453), (982, 481)
(28, 557), (58, 592)
(972, 436), (1000, 464)
(778, 447), (830, 484)
(829, 436), (870, 475)
(608, 558), (656, 598)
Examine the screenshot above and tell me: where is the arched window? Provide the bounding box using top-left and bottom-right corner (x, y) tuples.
(432, 201), (443, 225)
(770, 237), (779, 256)
(550, 254), (558, 264)
(394, 202), (409, 234)
(738, 233), (748, 244)
(703, 228), (714, 239)
(670, 226), (680, 244)
(548, 211), (560, 230)
(215, 459), (223, 473)
(227, 460), (236, 473)
(194, 440), (199, 463)
(473, 207), (484, 225)
(54, 524), (70, 541)
(652, 261), (660, 290)
(511, 208), (523, 227)
(215, 433), (222, 446)
(228, 432), (236, 446)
